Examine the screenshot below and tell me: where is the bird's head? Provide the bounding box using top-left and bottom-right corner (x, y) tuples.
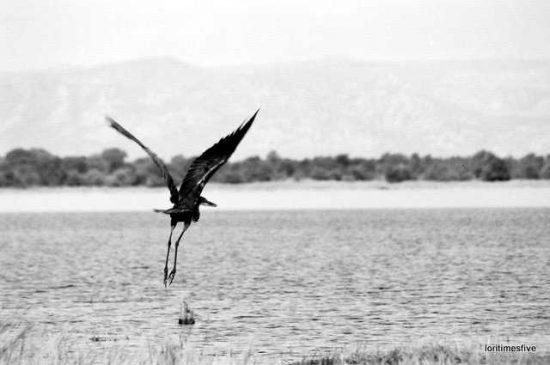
(199, 196), (217, 207)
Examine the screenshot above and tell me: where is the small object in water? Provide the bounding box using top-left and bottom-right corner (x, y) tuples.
(178, 301), (195, 325)
(178, 317), (195, 325)
(90, 336), (115, 342)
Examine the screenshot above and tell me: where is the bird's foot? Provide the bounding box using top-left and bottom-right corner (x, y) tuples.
(163, 267), (169, 287)
(168, 269), (176, 286)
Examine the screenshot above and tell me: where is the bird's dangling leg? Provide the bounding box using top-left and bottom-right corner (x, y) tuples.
(163, 222), (176, 287)
(168, 221), (190, 286)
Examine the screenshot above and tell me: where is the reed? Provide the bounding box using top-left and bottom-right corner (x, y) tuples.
(1, 322), (548, 365)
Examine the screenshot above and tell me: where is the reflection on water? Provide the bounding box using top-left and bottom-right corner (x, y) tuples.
(0, 209), (549, 359)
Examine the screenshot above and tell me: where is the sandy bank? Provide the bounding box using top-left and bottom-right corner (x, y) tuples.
(0, 180), (549, 212)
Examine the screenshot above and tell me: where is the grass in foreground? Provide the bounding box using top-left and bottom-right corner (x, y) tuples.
(292, 344), (550, 365)
(1, 323), (549, 365)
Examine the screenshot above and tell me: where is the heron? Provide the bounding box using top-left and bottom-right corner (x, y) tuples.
(106, 110), (259, 286)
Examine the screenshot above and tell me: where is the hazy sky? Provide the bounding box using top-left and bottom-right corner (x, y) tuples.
(1, 0), (550, 71)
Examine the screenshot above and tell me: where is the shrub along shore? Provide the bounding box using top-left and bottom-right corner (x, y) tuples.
(1, 148), (549, 187)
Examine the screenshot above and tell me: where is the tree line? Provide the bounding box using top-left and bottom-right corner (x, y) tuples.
(0, 148), (549, 187)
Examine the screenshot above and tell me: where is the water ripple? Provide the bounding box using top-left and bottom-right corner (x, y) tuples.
(0, 209), (549, 356)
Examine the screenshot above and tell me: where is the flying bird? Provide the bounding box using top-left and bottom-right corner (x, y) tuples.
(107, 110), (259, 286)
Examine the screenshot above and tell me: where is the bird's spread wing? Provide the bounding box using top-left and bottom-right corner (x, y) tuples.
(106, 116), (179, 203)
(178, 109), (259, 208)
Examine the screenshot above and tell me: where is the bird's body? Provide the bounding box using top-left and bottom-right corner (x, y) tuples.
(107, 110), (259, 285)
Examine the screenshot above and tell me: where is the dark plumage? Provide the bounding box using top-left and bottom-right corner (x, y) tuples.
(107, 110), (259, 286)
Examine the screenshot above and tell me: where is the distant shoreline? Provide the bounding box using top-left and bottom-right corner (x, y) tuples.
(1, 178), (550, 190)
(1, 180), (549, 212)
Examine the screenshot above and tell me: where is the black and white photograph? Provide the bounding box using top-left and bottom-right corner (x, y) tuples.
(0, 1), (549, 364)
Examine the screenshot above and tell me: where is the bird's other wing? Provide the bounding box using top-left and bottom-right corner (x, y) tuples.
(106, 116), (179, 204)
(178, 109), (259, 208)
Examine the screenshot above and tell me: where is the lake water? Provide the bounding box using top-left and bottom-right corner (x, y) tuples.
(1, 181), (549, 212)
(0, 208), (549, 361)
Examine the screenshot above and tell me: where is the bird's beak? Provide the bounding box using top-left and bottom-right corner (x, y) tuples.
(202, 199), (217, 207)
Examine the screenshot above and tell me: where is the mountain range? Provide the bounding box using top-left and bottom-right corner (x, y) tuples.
(1, 57), (549, 159)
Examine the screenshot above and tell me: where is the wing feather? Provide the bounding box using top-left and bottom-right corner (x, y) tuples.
(178, 109), (259, 208)
(106, 116), (179, 203)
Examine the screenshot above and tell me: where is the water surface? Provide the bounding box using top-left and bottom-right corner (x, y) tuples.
(1, 181), (549, 212)
(0, 209), (549, 360)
